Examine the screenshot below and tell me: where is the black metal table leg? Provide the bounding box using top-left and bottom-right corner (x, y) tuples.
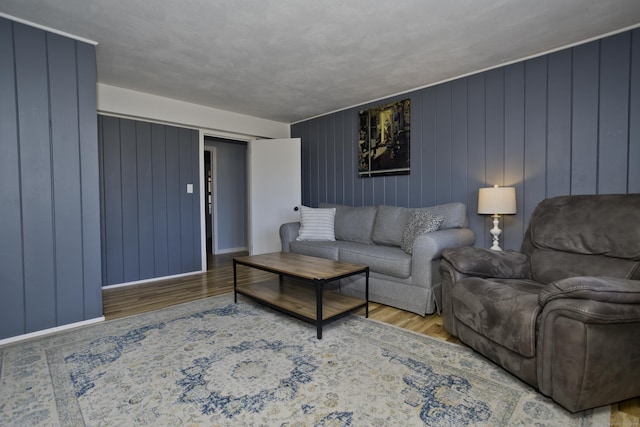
(233, 259), (238, 303)
(316, 282), (323, 339)
(365, 268), (369, 318)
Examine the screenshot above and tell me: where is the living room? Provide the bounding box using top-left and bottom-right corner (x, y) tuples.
(1, 1), (640, 425)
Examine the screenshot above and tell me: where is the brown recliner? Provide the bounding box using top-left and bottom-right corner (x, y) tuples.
(440, 194), (640, 413)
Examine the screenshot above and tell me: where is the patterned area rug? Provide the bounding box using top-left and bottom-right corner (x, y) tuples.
(1, 294), (609, 426)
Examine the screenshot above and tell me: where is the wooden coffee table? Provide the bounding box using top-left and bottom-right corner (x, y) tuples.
(233, 252), (369, 339)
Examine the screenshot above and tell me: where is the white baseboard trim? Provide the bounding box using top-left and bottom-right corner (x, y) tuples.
(216, 247), (247, 254)
(0, 316), (105, 346)
(102, 270), (205, 290)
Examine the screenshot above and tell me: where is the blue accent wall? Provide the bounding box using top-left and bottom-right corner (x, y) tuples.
(292, 29), (640, 251)
(0, 17), (102, 340)
(98, 116), (201, 285)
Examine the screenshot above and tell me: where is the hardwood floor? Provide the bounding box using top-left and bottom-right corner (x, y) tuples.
(102, 252), (639, 426)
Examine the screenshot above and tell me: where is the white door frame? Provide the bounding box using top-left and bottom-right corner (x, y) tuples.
(203, 146), (217, 257)
(199, 130), (207, 271)
(199, 129), (253, 270)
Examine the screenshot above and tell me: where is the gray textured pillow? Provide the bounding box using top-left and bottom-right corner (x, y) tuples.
(401, 210), (445, 254)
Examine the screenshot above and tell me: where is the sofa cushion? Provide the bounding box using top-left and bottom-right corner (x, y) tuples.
(296, 206), (336, 241)
(371, 203), (468, 247)
(289, 240), (342, 260)
(371, 205), (410, 247)
(338, 243), (412, 278)
(401, 210), (445, 254)
(453, 277), (545, 357)
(320, 203), (377, 244)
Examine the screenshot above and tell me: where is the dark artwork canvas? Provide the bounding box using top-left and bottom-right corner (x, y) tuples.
(358, 99), (410, 177)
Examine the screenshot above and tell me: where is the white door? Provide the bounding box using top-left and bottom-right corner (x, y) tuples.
(248, 138), (301, 255)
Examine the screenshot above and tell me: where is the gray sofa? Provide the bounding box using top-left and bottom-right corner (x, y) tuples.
(280, 202), (475, 315)
(440, 194), (640, 412)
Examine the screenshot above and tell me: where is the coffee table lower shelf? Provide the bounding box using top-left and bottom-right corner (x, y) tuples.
(236, 278), (367, 336)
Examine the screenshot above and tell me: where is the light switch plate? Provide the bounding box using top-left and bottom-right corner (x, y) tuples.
(187, 184), (193, 194)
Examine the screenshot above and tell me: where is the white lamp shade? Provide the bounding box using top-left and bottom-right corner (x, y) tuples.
(478, 186), (516, 214)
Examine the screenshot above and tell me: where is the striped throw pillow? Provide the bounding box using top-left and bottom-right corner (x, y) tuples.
(296, 206), (336, 241)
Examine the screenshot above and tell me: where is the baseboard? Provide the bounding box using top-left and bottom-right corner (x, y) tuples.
(102, 270), (205, 290)
(0, 316), (105, 346)
(215, 247), (247, 254)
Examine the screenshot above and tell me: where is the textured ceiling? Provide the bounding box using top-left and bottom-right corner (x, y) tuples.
(2, 0), (640, 123)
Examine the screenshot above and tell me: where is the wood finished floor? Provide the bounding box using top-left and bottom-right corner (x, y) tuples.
(102, 252), (639, 427)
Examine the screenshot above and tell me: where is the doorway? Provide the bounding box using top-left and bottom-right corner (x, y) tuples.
(203, 147), (215, 269)
(203, 137), (248, 270)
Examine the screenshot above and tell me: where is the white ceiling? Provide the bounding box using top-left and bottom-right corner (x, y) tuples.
(2, 1), (640, 124)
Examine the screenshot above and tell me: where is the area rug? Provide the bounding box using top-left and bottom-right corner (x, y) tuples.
(1, 294), (609, 426)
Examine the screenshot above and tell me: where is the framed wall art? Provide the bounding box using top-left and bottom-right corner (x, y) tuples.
(358, 98), (410, 177)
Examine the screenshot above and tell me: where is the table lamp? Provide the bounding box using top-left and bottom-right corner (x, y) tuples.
(478, 185), (516, 251)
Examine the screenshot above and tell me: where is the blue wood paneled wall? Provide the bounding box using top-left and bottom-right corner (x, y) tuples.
(292, 29), (640, 251)
(98, 115), (201, 285)
(0, 17), (102, 340)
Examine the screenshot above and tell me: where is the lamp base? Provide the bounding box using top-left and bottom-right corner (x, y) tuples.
(489, 214), (503, 251)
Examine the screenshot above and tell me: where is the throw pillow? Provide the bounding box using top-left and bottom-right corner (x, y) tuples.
(371, 205), (411, 246)
(401, 210), (445, 254)
(296, 206), (336, 241)
(320, 203), (378, 244)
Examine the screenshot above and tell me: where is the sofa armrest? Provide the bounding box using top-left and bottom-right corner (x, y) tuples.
(279, 222), (300, 252)
(411, 228), (475, 314)
(412, 228), (476, 284)
(412, 228), (476, 261)
(412, 228), (475, 281)
(441, 246), (530, 279)
(539, 276), (640, 306)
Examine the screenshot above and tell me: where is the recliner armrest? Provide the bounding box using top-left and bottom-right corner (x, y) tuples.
(539, 276), (640, 306)
(441, 246), (530, 279)
(536, 283), (640, 412)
